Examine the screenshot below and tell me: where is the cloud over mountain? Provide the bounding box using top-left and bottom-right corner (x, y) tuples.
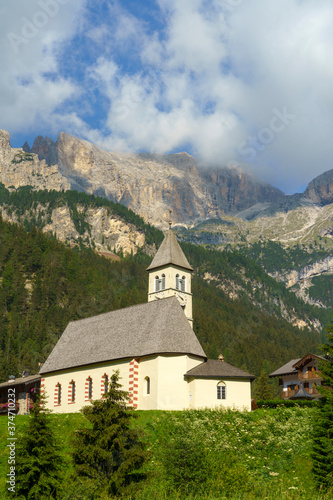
(1, 0), (333, 194)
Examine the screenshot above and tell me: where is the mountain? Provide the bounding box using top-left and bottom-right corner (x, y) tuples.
(0, 130), (284, 226)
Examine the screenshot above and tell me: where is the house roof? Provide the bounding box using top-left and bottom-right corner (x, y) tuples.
(146, 228), (193, 272)
(293, 353), (326, 370)
(185, 359), (255, 380)
(269, 359), (300, 377)
(40, 297), (206, 375)
(0, 374), (41, 389)
(269, 353), (326, 378)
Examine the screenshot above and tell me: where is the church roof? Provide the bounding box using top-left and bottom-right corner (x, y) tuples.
(146, 228), (193, 272)
(185, 359), (255, 379)
(40, 297), (206, 375)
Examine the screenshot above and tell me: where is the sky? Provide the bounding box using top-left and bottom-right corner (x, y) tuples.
(1, 0), (333, 194)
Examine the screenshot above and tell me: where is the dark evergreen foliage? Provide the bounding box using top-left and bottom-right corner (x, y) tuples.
(13, 395), (63, 499)
(252, 370), (275, 400)
(312, 323), (333, 491)
(72, 371), (146, 497)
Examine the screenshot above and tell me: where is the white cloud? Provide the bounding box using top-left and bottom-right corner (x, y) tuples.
(0, 0), (86, 133)
(1, 0), (333, 193)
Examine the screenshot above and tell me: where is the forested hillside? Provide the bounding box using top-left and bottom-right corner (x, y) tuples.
(0, 215), (326, 382)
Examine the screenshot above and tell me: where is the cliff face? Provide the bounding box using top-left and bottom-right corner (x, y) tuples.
(0, 130), (284, 226)
(0, 202), (145, 256)
(54, 132), (285, 225)
(304, 169), (333, 205)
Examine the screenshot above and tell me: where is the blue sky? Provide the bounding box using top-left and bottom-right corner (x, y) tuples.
(1, 0), (333, 194)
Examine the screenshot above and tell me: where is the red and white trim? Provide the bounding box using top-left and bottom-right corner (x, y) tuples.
(68, 380), (75, 404)
(40, 378), (45, 396)
(85, 377), (93, 401)
(54, 382), (61, 406)
(129, 358), (139, 408)
(101, 373), (108, 397)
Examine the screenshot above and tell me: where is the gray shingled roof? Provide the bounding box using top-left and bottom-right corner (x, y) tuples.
(146, 229), (193, 271)
(185, 359), (255, 379)
(269, 359), (300, 378)
(40, 297), (206, 375)
(0, 374), (41, 388)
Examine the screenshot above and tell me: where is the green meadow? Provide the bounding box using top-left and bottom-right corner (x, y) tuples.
(1, 405), (332, 499)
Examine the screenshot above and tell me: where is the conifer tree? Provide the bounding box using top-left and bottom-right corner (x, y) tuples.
(72, 371), (146, 497)
(312, 323), (333, 491)
(14, 394), (63, 499)
(253, 370), (275, 400)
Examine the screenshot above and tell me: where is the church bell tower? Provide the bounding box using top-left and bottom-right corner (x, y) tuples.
(146, 226), (193, 328)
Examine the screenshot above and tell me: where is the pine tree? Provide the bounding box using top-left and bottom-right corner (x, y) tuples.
(14, 394), (63, 499)
(312, 323), (333, 491)
(72, 371), (146, 497)
(253, 370), (275, 400)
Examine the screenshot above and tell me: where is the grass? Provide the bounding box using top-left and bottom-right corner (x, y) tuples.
(1, 406), (332, 499)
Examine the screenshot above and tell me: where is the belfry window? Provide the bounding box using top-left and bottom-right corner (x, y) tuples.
(176, 274), (186, 292)
(155, 274), (166, 291)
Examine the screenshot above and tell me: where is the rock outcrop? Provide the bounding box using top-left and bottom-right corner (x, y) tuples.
(270, 256), (333, 288)
(31, 136), (58, 166)
(0, 130), (70, 192)
(304, 169), (333, 205)
(0, 202), (145, 256)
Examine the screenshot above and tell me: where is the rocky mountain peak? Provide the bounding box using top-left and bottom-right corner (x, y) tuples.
(304, 168), (333, 205)
(31, 136), (58, 166)
(22, 141), (31, 153)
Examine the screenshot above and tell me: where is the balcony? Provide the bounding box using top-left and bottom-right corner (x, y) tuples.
(298, 370), (322, 381)
(281, 386), (320, 399)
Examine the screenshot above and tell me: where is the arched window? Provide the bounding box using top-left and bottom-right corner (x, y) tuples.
(69, 381), (75, 403)
(103, 375), (109, 395)
(217, 381), (226, 400)
(155, 275), (159, 291)
(86, 377), (93, 400)
(145, 376), (150, 395)
(56, 383), (61, 405)
(176, 274), (186, 291)
(155, 275), (166, 292)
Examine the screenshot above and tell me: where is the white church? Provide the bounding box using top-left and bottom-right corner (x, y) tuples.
(40, 228), (254, 411)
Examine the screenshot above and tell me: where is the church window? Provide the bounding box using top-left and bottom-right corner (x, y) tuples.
(103, 375), (109, 394)
(217, 382), (226, 400)
(145, 376), (150, 395)
(176, 274), (186, 292)
(85, 377), (93, 400)
(70, 381), (75, 403)
(155, 274), (166, 291)
(56, 383), (61, 405)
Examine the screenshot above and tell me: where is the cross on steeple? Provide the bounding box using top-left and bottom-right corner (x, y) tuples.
(168, 209), (172, 228)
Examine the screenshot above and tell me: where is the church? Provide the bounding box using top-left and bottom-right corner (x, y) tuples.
(40, 228), (254, 411)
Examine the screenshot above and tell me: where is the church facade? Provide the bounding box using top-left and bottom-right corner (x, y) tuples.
(40, 229), (254, 412)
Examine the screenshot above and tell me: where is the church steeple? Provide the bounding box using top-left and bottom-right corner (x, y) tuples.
(147, 228), (193, 328)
